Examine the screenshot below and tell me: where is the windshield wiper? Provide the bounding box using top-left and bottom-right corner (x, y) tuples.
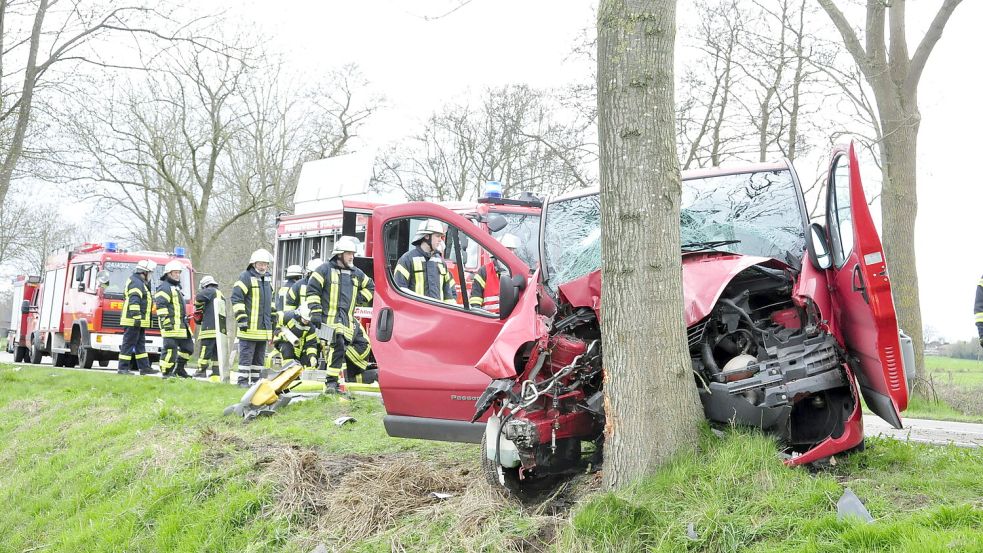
(680, 239), (741, 253)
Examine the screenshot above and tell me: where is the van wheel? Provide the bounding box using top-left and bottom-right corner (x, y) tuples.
(14, 346), (28, 363)
(79, 346), (95, 369)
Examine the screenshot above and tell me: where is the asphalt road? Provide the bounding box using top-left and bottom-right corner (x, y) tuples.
(3, 349), (982, 448)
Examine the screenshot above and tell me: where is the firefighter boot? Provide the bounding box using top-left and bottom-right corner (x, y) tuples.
(175, 361), (192, 379)
(210, 364), (220, 378)
(139, 366), (160, 376)
(324, 377), (340, 394)
(192, 364), (207, 379)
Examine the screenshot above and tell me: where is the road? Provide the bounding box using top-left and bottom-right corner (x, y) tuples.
(2, 350), (982, 447)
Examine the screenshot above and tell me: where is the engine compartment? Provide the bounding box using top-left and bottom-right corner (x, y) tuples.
(481, 262), (857, 489)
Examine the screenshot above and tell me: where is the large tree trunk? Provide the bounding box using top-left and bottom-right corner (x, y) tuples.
(597, 0), (703, 489)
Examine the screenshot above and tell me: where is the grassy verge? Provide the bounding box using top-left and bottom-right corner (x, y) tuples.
(3, 364), (983, 552)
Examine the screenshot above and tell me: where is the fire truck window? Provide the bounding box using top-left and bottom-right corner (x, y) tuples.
(828, 155), (854, 268)
(382, 217), (502, 318)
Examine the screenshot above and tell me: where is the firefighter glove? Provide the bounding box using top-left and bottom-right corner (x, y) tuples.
(238, 322), (248, 332)
(310, 313), (323, 327)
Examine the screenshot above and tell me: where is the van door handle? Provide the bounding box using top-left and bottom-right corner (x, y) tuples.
(376, 307), (393, 342)
(851, 264), (869, 304)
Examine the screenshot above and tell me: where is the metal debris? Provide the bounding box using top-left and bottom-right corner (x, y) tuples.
(334, 416), (356, 426)
(836, 488), (873, 522)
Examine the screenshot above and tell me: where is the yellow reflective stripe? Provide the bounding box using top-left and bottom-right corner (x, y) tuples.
(130, 288), (143, 297)
(311, 272), (325, 285)
(412, 259), (425, 295)
(394, 264), (410, 279)
(360, 286), (373, 303)
(250, 277), (260, 332)
(975, 313), (983, 322)
(234, 281), (249, 293)
(469, 296), (483, 306)
(328, 270), (341, 325)
(473, 273), (486, 288)
(978, 279), (983, 287)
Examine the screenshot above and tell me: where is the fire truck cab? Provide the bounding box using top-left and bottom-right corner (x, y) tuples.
(23, 243), (194, 368)
(5, 274), (40, 362)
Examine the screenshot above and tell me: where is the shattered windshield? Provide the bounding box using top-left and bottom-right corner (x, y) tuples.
(543, 169), (806, 291)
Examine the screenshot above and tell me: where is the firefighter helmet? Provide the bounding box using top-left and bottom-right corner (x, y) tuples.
(412, 219), (447, 244)
(163, 260), (184, 274)
(332, 236), (360, 257)
(295, 303), (313, 322)
(135, 259), (157, 274)
(500, 233), (520, 250)
(306, 258), (323, 273)
(199, 275), (218, 289)
(285, 265), (303, 278)
(249, 248), (274, 266)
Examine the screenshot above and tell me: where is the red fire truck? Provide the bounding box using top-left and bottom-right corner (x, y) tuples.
(23, 243), (195, 368)
(5, 274), (40, 362)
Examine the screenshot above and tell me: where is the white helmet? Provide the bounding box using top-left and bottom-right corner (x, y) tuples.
(412, 219), (447, 244)
(332, 236), (360, 257)
(163, 260), (184, 274)
(295, 303), (312, 321)
(199, 275), (218, 289)
(249, 248), (274, 267)
(499, 233), (520, 250)
(306, 258), (323, 273)
(285, 265), (303, 278)
(135, 259), (157, 274)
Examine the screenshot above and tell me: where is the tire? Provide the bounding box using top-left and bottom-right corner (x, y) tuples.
(479, 432), (554, 498)
(30, 339), (43, 364)
(14, 346), (27, 363)
(79, 346), (95, 369)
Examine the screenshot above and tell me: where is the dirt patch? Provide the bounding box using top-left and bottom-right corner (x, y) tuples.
(4, 398), (45, 417)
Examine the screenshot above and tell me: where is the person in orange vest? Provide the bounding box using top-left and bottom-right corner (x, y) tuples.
(469, 233), (520, 314)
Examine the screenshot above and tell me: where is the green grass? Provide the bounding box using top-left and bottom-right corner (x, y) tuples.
(561, 428), (983, 553)
(925, 356), (983, 387)
(4, 364), (983, 552)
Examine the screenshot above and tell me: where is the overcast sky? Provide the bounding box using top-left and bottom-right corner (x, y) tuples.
(12, 0), (983, 341)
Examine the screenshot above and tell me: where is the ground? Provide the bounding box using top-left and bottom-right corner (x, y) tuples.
(2, 363), (983, 552)
(895, 356), (983, 423)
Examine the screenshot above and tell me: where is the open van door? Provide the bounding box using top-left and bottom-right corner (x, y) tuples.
(370, 202), (530, 443)
(825, 142), (908, 429)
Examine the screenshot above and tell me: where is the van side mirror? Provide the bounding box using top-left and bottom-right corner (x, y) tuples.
(808, 223), (832, 270)
(498, 274), (526, 319)
(486, 213), (508, 233)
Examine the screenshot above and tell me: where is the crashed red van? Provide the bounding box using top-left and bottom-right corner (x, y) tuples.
(370, 144), (913, 493)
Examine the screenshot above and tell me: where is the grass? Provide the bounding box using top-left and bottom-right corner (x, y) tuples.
(3, 363), (983, 552)
(889, 356), (983, 423)
(925, 356), (983, 387)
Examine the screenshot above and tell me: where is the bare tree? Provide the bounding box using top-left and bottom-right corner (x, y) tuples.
(598, 0), (703, 488)
(372, 84), (595, 202)
(0, 0), (217, 209)
(818, 0), (965, 390)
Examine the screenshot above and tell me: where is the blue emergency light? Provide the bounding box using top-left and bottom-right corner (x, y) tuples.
(104, 242), (118, 252)
(174, 246), (186, 258)
(484, 180), (503, 199)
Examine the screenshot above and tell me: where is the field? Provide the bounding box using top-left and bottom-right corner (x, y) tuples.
(3, 363), (983, 552)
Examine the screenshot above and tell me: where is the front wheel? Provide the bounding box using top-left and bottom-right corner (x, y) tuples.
(479, 432), (559, 498)
(29, 340), (43, 364)
(79, 346), (95, 369)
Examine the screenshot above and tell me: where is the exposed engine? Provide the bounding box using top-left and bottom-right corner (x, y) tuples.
(477, 263), (856, 491)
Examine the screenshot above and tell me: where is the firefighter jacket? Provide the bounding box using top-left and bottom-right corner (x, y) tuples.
(121, 273), (152, 328)
(975, 274), (983, 337)
(470, 262), (503, 313)
(275, 310), (318, 358)
(194, 287), (223, 340)
(276, 277), (300, 325)
(306, 259), (374, 340)
(231, 267), (277, 341)
(285, 276), (309, 313)
(393, 245), (456, 303)
(155, 276), (190, 339)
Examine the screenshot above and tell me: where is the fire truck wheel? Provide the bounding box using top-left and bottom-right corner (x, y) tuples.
(79, 346), (95, 369)
(29, 340), (43, 364)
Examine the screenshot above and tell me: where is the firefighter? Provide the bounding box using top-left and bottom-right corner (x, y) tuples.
(975, 274), (983, 348)
(470, 233), (520, 314)
(274, 303), (318, 370)
(118, 259), (159, 376)
(155, 260), (193, 378)
(192, 275), (222, 378)
(231, 248), (277, 386)
(306, 236), (374, 392)
(284, 258), (322, 313)
(393, 218), (456, 303)
(277, 265), (303, 325)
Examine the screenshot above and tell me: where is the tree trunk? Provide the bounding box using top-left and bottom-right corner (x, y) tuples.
(878, 99), (926, 389)
(597, 0), (703, 489)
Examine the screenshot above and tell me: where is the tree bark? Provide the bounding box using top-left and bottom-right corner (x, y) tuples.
(597, 0), (703, 489)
